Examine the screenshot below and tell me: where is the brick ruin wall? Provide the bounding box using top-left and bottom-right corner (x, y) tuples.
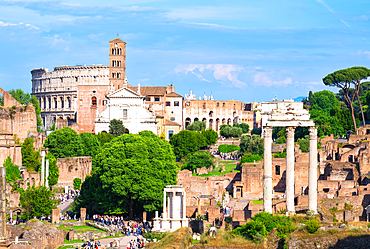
(0, 105), (38, 143)
(56, 156), (92, 188)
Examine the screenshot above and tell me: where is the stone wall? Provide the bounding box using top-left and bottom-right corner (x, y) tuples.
(0, 132), (22, 166)
(0, 104), (37, 143)
(56, 156), (92, 187)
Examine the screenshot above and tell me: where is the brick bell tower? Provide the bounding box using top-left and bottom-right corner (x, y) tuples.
(109, 38), (126, 90)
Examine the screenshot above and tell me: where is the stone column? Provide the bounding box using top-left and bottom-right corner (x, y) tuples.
(80, 208), (86, 223)
(0, 167), (7, 241)
(45, 159), (49, 188)
(286, 127), (295, 214)
(182, 190), (186, 219)
(51, 209), (60, 224)
(163, 191), (167, 219)
(263, 126), (273, 213)
(41, 150), (46, 186)
(308, 126), (318, 213)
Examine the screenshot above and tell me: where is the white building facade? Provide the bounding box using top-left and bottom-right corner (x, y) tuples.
(95, 86), (157, 134)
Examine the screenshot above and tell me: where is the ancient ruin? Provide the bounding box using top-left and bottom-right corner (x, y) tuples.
(261, 100), (317, 214)
(153, 185), (188, 232)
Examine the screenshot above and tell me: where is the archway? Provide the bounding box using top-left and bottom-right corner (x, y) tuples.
(227, 118), (231, 125)
(209, 119), (213, 130)
(216, 118), (220, 131)
(222, 118), (226, 125)
(185, 117), (191, 128)
(194, 117), (199, 122)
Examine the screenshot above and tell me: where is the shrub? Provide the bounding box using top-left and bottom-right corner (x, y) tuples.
(305, 219), (320, 234)
(232, 220), (268, 240)
(218, 144), (240, 153)
(240, 154), (262, 164)
(73, 178), (82, 190)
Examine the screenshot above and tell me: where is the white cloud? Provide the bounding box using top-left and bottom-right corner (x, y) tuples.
(0, 20), (39, 29)
(315, 0), (335, 14)
(175, 64), (246, 88)
(253, 72), (292, 87)
(357, 50), (370, 58)
(340, 19), (350, 28)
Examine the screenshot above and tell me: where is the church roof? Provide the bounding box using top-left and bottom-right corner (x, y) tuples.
(109, 38), (126, 44)
(128, 86), (167, 96)
(164, 119), (181, 127)
(166, 92), (183, 98)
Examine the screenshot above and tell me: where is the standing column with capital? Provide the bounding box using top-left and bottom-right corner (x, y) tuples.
(308, 126), (318, 213)
(263, 127), (273, 213)
(286, 126), (295, 214)
(163, 191), (167, 219)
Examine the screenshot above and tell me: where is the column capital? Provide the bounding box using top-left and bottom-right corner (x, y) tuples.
(286, 126), (295, 139)
(309, 126), (317, 140)
(263, 126), (273, 138)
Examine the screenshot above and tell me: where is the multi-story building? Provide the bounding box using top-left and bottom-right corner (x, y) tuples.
(31, 38), (183, 137)
(183, 91), (254, 132)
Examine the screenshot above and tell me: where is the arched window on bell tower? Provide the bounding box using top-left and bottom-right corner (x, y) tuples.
(91, 96), (97, 107)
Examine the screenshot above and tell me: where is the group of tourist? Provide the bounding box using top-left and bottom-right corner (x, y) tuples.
(92, 214), (152, 235)
(218, 152), (240, 161)
(127, 238), (145, 249)
(55, 190), (79, 205)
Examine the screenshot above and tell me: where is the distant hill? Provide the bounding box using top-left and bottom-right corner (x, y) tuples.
(294, 96), (306, 102)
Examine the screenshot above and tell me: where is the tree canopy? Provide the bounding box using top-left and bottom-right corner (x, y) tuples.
(109, 119), (126, 136)
(187, 121), (206, 132)
(170, 130), (206, 159)
(96, 132), (115, 147)
(220, 125), (243, 138)
(202, 129), (218, 145)
(182, 151), (214, 172)
(20, 186), (58, 220)
(323, 67), (370, 133)
(239, 135), (264, 156)
(74, 131), (177, 218)
(80, 132), (101, 157)
(46, 153), (59, 187)
(44, 127), (84, 158)
(21, 137), (40, 173)
(3, 156), (22, 183)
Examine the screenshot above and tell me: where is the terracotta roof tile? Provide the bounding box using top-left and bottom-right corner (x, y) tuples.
(166, 92), (183, 98)
(164, 119), (181, 126)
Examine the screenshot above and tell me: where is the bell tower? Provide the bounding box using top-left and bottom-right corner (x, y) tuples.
(109, 38), (126, 90)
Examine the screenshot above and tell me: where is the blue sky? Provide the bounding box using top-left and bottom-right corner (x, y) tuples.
(0, 0), (369, 102)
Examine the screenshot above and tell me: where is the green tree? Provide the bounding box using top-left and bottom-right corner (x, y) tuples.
(96, 132), (115, 147)
(73, 178), (82, 190)
(218, 144), (240, 153)
(251, 128), (262, 135)
(80, 132), (101, 157)
(202, 129), (218, 145)
(170, 130), (206, 159)
(323, 67), (370, 133)
(0, 94), (3, 106)
(46, 153), (59, 187)
(8, 89), (43, 131)
(239, 135), (264, 156)
(75, 131), (177, 218)
(44, 127), (84, 158)
(21, 137), (40, 173)
(182, 151), (214, 172)
(20, 185), (58, 220)
(187, 121), (206, 132)
(3, 156), (22, 183)
(109, 119), (126, 136)
(297, 136), (309, 153)
(233, 123), (250, 133)
(310, 90), (340, 113)
(220, 125), (242, 138)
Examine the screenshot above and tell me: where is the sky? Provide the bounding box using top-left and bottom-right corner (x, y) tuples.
(0, 0), (369, 102)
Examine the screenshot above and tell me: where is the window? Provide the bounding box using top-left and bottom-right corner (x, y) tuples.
(54, 98), (57, 108)
(154, 97), (160, 102)
(49, 98), (51, 109)
(68, 98), (71, 108)
(123, 109), (128, 119)
(170, 117), (175, 121)
(118, 48), (122, 55)
(275, 165), (280, 175)
(174, 101), (179, 106)
(145, 97), (151, 101)
(168, 130), (174, 139)
(61, 97), (64, 108)
(223, 103), (225, 107)
(217, 102), (219, 107)
(91, 97), (97, 106)
(112, 73), (115, 78)
(166, 101), (171, 106)
(103, 100), (107, 106)
(118, 73), (121, 79)
(203, 103), (206, 109)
